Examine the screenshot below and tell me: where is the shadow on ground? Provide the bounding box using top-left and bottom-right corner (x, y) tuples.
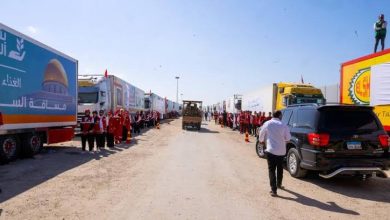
(184, 127), (219, 134)
(0, 141), (136, 203)
(298, 173), (390, 203)
(0, 118), (178, 203)
(277, 188), (360, 215)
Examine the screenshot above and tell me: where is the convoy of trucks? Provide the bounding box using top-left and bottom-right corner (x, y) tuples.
(78, 74), (146, 117)
(0, 23), (78, 163)
(340, 48), (390, 133)
(78, 75), (181, 122)
(0, 23), (181, 163)
(240, 82), (325, 113)
(2, 21), (390, 165)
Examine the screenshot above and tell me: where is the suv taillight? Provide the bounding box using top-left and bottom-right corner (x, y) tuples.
(307, 133), (330, 147)
(378, 134), (390, 148)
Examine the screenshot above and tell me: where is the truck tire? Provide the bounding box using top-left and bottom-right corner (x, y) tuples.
(255, 141), (267, 158)
(287, 148), (307, 178)
(0, 135), (21, 163)
(22, 133), (43, 157)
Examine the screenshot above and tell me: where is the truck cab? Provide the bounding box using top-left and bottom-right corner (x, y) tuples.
(275, 83), (325, 111)
(78, 75), (110, 118)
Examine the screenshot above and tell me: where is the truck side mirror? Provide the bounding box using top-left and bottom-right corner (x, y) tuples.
(282, 96), (288, 106)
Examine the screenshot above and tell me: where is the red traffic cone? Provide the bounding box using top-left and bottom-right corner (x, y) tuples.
(245, 130), (249, 142)
(126, 130), (131, 144)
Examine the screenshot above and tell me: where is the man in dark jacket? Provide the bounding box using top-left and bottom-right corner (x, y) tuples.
(374, 14), (387, 53)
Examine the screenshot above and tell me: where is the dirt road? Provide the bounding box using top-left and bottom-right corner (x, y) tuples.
(1, 119), (389, 219)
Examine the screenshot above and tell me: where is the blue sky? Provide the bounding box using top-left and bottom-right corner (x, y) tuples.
(1, 0), (389, 104)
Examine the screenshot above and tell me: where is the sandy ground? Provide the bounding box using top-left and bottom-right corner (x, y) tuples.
(0, 119), (390, 220)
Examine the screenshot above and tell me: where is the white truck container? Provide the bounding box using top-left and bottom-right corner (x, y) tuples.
(0, 23), (78, 163)
(319, 84), (340, 104)
(242, 83), (325, 113)
(78, 74), (145, 118)
(225, 94), (242, 114)
(144, 93), (165, 119)
(242, 85), (274, 113)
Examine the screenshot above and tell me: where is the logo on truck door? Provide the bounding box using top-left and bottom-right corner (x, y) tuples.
(0, 30), (26, 62)
(349, 68), (370, 105)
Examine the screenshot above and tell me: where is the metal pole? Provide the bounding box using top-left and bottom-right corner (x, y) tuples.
(175, 76), (179, 103)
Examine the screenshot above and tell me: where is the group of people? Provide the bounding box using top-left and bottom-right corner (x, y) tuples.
(80, 109), (161, 151)
(212, 111), (272, 135)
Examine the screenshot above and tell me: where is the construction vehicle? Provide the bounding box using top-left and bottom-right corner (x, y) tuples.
(0, 23), (78, 163)
(182, 100), (202, 130)
(340, 49), (390, 133)
(242, 82), (325, 113)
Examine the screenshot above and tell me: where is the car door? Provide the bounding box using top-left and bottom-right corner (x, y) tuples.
(289, 108), (319, 166)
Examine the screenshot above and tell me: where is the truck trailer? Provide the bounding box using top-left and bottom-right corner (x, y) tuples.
(340, 49), (390, 133)
(242, 82), (325, 113)
(225, 94), (242, 114)
(144, 93), (165, 120)
(78, 74), (145, 117)
(0, 23), (78, 163)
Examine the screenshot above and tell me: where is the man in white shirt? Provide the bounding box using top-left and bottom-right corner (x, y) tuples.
(259, 110), (291, 197)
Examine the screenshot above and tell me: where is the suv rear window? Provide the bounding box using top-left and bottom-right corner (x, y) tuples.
(294, 109), (318, 129)
(319, 109), (379, 133)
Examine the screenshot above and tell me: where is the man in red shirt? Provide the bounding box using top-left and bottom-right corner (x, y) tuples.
(80, 109), (93, 151)
(96, 110), (107, 149)
(252, 112), (259, 136)
(259, 112), (266, 127)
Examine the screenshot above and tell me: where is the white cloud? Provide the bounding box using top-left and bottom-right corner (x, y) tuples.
(27, 26), (38, 34)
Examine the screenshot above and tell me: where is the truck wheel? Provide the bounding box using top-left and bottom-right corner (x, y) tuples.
(0, 135), (21, 163)
(287, 148), (307, 178)
(256, 141), (267, 158)
(22, 133), (43, 157)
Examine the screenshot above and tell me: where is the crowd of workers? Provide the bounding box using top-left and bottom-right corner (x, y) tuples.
(209, 110), (273, 135)
(79, 109), (166, 151)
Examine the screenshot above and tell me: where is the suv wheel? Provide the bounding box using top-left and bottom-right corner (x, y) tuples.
(255, 141), (266, 158)
(287, 148), (307, 178)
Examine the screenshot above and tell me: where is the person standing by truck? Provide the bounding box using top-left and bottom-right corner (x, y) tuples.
(106, 111), (115, 148)
(92, 111), (100, 151)
(374, 14), (387, 53)
(97, 110), (107, 149)
(259, 111), (291, 197)
(80, 110), (93, 151)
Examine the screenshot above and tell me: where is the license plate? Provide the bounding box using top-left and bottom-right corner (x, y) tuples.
(347, 141), (362, 150)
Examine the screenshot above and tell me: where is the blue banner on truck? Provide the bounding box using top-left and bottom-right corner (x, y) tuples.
(0, 24), (77, 127)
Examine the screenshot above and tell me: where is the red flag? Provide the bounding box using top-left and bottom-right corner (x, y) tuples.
(104, 69), (108, 78)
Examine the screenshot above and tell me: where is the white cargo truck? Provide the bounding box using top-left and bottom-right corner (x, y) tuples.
(0, 23), (78, 163)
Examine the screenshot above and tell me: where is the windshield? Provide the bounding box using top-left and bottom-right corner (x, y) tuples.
(78, 92), (98, 104)
(294, 97), (324, 104)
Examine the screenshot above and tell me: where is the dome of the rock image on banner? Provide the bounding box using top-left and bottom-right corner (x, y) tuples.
(42, 59), (69, 95)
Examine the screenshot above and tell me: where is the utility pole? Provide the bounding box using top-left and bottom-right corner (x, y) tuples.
(175, 76), (180, 103)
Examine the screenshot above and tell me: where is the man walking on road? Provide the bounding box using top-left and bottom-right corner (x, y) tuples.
(259, 110), (291, 197)
(374, 14), (387, 53)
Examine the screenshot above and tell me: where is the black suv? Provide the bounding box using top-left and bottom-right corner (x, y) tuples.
(256, 104), (390, 179)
